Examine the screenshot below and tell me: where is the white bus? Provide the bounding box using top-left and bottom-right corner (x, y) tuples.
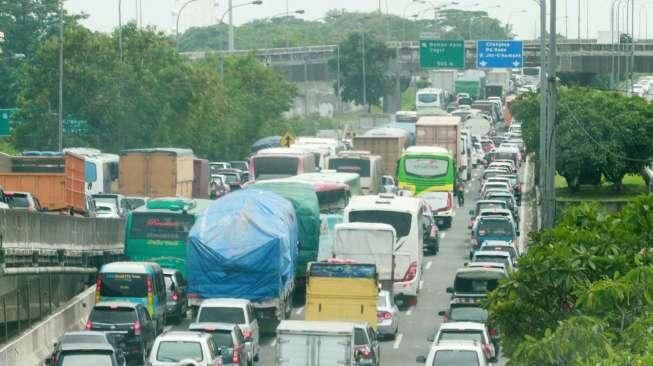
(344, 194), (425, 302)
(328, 151), (382, 194)
(416, 88), (447, 114)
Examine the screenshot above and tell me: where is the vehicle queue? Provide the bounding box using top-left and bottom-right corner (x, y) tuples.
(46, 89), (526, 365)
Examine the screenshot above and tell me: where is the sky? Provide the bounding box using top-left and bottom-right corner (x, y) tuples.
(64, 0), (652, 43)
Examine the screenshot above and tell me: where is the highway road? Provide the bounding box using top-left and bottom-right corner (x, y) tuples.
(167, 116), (523, 366)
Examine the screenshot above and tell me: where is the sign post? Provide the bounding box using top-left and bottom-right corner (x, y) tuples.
(0, 109), (15, 137)
(419, 39), (465, 69)
(476, 40), (524, 69)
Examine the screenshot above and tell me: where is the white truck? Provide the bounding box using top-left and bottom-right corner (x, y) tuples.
(333, 222), (396, 292)
(275, 320), (357, 366)
(430, 70), (457, 102)
(485, 70), (511, 99)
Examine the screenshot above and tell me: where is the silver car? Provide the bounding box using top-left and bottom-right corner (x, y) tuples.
(376, 290), (398, 340)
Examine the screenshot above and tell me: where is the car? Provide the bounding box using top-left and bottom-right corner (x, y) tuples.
(49, 335), (127, 366)
(5, 191), (42, 211)
(95, 202), (121, 218)
(92, 194), (125, 217)
(354, 323), (380, 366)
(163, 268), (188, 324)
(210, 162), (231, 172)
(480, 187), (513, 202)
(214, 168), (245, 191)
(470, 208), (519, 237)
(188, 322), (253, 366)
(210, 175), (231, 199)
(85, 301), (157, 364)
(194, 298), (260, 362)
(469, 200), (509, 231)
(420, 191), (454, 229)
(487, 161), (516, 174)
(484, 190), (520, 218)
(422, 206), (440, 255)
(472, 250), (515, 272)
(429, 322), (497, 362)
(469, 215), (517, 259)
(479, 240), (520, 262)
(481, 169), (511, 185)
(416, 340), (489, 366)
(148, 331), (223, 366)
(46, 331), (125, 366)
(496, 174), (522, 204)
(438, 300), (488, 324)
(446, 266), (508, 301)
(376, 290), (399, 340)
(480, 181), (513, 198)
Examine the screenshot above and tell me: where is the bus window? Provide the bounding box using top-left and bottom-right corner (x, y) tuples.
(253, 156), (298, 179)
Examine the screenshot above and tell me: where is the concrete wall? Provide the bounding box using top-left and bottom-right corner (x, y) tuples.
(0, 285), (95, 366)
(284, 81), (364, 118)
(0, 210), (124, 252)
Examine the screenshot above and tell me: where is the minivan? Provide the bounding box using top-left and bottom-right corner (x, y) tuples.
(96, 262), (167, 334)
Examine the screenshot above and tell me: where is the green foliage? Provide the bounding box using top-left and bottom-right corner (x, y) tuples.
(11, 22), (296, 160)
(329, 32), (395, 112)
(488, 195), (653, 363)
(177, 10), (511, 52)
(511, 87), (653, 191)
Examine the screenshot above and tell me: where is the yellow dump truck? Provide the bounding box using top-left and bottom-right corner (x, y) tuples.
(305, 261), (378, 329)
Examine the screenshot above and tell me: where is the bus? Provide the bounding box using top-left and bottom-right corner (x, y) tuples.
(396, 146), (457, 195)
(328, 151), (382, 194)
(416, 88), (447, 114)
(296, 172), (362, 196)
(249, 147), (316, 181)
(124, 197), (213, 276)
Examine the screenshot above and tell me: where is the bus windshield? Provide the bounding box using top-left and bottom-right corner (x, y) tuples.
(328, 158), (371, 178)
(129, 213), (195, 241)
(99, 273), (147, 297)
(405, 158), (448, 178)
(253, 156), (298, 179)
(417, 93), (438, 103)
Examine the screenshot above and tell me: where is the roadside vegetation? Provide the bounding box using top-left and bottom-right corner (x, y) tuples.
(487, 195), (653, 364)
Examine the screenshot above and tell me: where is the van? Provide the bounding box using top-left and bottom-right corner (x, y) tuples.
(96, 262), (167, 334)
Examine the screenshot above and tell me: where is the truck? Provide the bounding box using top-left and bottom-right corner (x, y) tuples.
(430, 70), (457, 101)
(275, 320), (357, 366)
(485, 70), (511, 99)
(455, 70), (487, 101)
(186, 188), (297, 323)
(415, 115), (468, 180)
(353, 127), (408, 178)
(119, 148), (194, 198)
(0, 152), (90, 214)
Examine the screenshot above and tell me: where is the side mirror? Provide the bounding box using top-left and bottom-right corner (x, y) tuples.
(467, 225), (472, 230)
(427, 335), (434, 342)
(437, 310), (446, 316)
(416, 355), (427, 363)
(446, 286), (454, 294)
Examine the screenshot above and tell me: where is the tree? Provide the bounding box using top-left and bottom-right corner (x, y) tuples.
(434, 9), (510, 40)
(329, 32), (395, 112)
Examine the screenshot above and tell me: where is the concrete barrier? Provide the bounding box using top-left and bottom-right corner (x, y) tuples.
(0, 285), (95, 366)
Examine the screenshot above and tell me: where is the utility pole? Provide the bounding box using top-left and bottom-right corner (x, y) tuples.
(577, 0), (581, 41)
(118, 0), (123, 62)
(58, 0), (64, 152)
(543, 0), (558, 229)
(228, 0), (234, 51)
(538, 0), (547, 228)
(361, 32), (367, 110)
(631, 0), (635, 92)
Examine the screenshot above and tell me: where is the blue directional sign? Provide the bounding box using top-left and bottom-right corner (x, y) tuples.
(476, 40), (524, 69)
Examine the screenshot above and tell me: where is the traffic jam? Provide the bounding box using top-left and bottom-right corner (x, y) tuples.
(45, 74), (527, 366)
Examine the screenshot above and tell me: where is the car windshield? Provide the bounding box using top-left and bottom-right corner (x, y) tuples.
(156, 341), (203, 362)
(450, 306), (488, 322)
(405, 158), (449, 178)
(438, 330), (483, 343)
(348, 210), (412, 238)
(481, 245), (516, 259)
(477, 220), (514, 237)
(198, 307), (245, 324)
(164, 275), (175, 292)
(223, 174), (239, 184)
(6, 194), (30, 208)
(90, 307), (136, 324)
(433, 350), (480, 365)
(454, 276), (500, 293)
(58, 351), (114, 366)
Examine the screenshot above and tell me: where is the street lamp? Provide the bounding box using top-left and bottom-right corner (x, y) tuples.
(218, 0), (263, 51)
(505, 10), (527, 34)
(59, 0), (64, 152)
(174, 0), (201, 49)
(639, 4), (648, 40)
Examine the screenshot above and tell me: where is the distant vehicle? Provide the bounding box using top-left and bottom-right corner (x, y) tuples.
(250, 135), (282, 154)
(209, 162), (232, 172)
(420, 191), (454, 229)
(422, 205), (440, 255)
(5, 191), (41, 211)
(480, 240), (520, 263)
(163, 268), (188, 323)
(148, 331), (223, 366)
(416, 88), (447, 114)
(85, 301), (156, 364)
(121, 196), (148, 212)
(249, 147), (317, 181)
(46, 331), (125, 366)
(210, 174), (230, 198)
(124, 198), (213, 276)
(353, 323), (380, 366)
(64, 149), (119, 196)
(430, 322), (496, 362)
(379, 175), (398, 195)
(328, 151), (383, 194)
(95, 262), (167, 334)
(95, 202), (121, 218)
(229, 160), (249, 173)
(188, 322), (252, 366)
(214, 168), (245, 191)
(469, 215), (517, 259)
(376, 290), (399, 340)
(438, 299), (489, 324)
(275, 320), (358, 366)
(193, 298), (260, 362)
(295, 171), (362, 196)
(416, 340), (489, 366)
(473, 250), (515, 272)
(397, 146), (457, 196)
(414, 115), (468, 181)
(446, 266), (507, 301)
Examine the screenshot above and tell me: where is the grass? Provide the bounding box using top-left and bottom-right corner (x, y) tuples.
(401, 86), (416, 111)
(555, 174), (648, 201)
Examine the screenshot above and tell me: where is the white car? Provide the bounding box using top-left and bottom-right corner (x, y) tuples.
(94, 202), (121, 218)
(431, 322), (497, 362)
(473, 250), (515, 272)
(376, 290), (399, 340)
(417, 340), (490, 365)
(148, 331), (223, 366)
(195, 298), (260, 361)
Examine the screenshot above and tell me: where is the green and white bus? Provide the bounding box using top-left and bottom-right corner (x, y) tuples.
(396, 146), (456, 195)
(124, 198), (213, 276)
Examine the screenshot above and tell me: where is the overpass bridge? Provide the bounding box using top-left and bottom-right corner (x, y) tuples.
(182, 40), (653, 83)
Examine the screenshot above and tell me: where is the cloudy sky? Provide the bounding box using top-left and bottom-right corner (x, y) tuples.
(65, 0), (650, 42)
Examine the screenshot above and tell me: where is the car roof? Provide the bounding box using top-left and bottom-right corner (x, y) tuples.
(480, 240), (515, 247)
(60, 342), (115, 352)
(431, 340), (484, 351)
(479, 208), (512, 215)
(468, 262), (507, 271)
(199, 298), (250, 307)
(94, 301), (140, 309)
(475, 250), (512, 257)
(189, 322), (239, 332)
(438, 322), (487, 331)
(157, 331), (212, 341)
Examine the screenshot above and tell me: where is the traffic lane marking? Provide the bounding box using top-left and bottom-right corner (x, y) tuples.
(295, 306), (304, 315)
(426, 260), (432, 270)
(393, 333), (404, 349)
(419, 280), (424, 290)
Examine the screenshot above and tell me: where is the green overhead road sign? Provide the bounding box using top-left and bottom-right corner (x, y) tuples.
(0, 109), (15, 136)
(419, 39), (465, 69)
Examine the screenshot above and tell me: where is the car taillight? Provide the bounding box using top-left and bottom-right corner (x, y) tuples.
(489, 327), (497, 337)
(402, 261), (417, 282)
(95, 276), (101, 303)
(232, 344), (241, 364)
(242, 329), (253, 339)
(471, 237), (478, 248)
(172, 291), (179, 302)
(132, 320), (142, 336)
(377, 311), (392, 320)
(85, 319), (92, 330)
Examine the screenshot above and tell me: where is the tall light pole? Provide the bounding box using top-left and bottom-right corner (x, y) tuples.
(361, 32), (367, 110)
(58, 0), (64, 152)
(175, 0), (201, 50)
(258, 9), (304, 48)
(118, 0), (123, 63)
(219, 0), (263, 51)
(505, 10), (527, 35)
(543, 0), (558, 229)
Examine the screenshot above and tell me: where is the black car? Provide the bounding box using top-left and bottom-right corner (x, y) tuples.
(48, 331), (126, 366)
(164, 268), (188, 323)
(86, 301), (156, 364)
(188, 322), (253, 365)
(47, 331), (125, 366)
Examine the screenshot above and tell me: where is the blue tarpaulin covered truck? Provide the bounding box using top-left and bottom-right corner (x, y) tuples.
(186, 189), (298, 322)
